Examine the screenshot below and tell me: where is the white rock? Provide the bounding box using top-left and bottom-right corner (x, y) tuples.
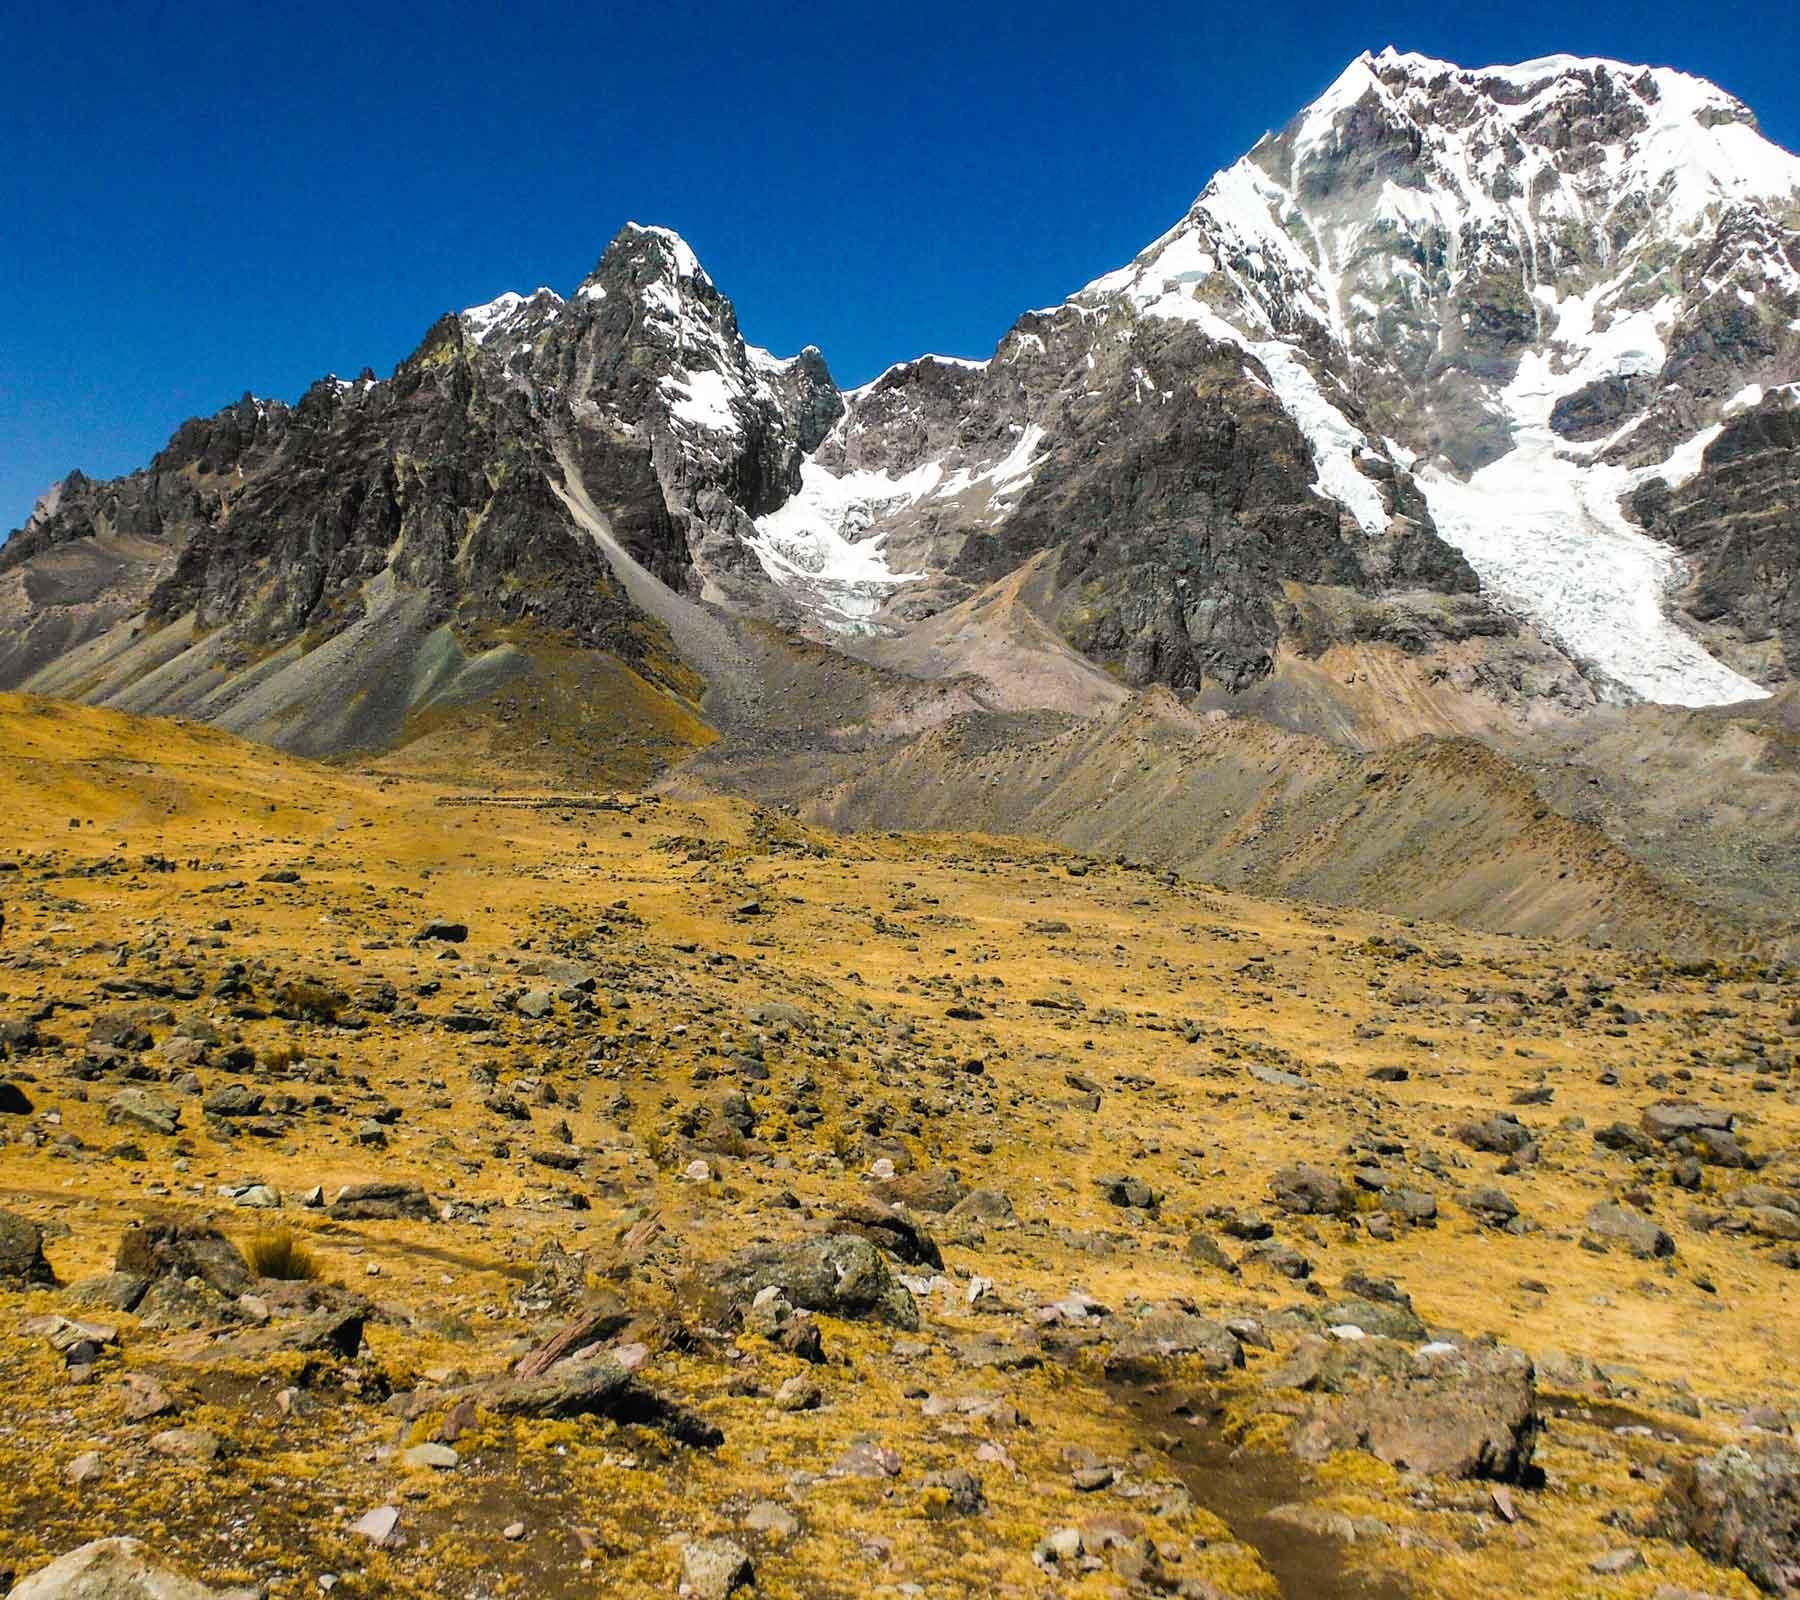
(6, 1537), (259, 1598)
(349, 1505), (399, 1547)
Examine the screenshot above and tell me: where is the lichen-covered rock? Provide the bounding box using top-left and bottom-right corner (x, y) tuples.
(327, 1181), (434, 1221)
(706, 1233), (919, 1329)
(1650, 1440), (1800, 1595)
(1104, 1306), (1244, 1380)
(1269, 1163), (1355, 1217)
(1584, 1201), (1675, 1259)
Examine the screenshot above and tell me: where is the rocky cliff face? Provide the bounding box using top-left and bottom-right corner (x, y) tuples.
(1629, 384), (1800, 680)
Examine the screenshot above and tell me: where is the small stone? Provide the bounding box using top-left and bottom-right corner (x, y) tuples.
(1590, 1548), (1646, 1575)
(502, 1521), (525, 1541)
(744, 1500), (799, 1540)
(351, 1505), (400, 1546)
(66, 1450), (103, 1485)
(401, 1442), (458, 1471)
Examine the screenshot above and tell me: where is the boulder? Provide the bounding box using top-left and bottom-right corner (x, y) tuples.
(681, 1539), (753, 1600)
(873, 1169), (968, 1213)
(200, 1085), (263, 1118)
(1096, 1174), (1157, 1210)
(1104, 1306), (1244, 1380)
(1651, 1440), (1799, 1596)
(1269, 1163), (1354, 1217)
(105, 1089), (181, 1137)
(1641, 1103), (1733, 1143)
(490, 1353), (721, 1447)
(0, 1208), (56, 1287)
(706, 1233), (919, 1329)
(115, 1220), (250, 1297)
(6, 1537), (258, 1599)
(1286, 1337), (1541, 1482)
(680, 1533), (752, 1598)
(328, 1181), (434, 1222)
(833, 1199), (943, 1268)
(1462, 1187), (1519, 1228)
(1456, 1114), (1535, 1156)
(947, 1188), (1015, 1226)
(1584, 1202), (1675, 1259)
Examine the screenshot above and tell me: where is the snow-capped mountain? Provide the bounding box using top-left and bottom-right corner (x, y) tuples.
(6, 48), (1799, 757)
(773, 49), (1800, 705)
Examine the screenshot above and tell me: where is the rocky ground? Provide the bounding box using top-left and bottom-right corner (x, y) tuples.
(1, 691), (1797, 1600)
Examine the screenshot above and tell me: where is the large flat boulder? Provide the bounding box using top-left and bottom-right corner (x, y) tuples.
(1283, 1337), (1541, 1482)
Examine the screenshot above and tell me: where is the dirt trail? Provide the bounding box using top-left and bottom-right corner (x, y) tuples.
(1112, 1380), (1410, 1600)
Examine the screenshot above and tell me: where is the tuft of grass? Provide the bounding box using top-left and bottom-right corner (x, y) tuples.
(274, 979), (343, 1024)
(244, 1226), (322, 1281)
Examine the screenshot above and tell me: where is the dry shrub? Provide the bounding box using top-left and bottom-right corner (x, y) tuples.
(244, 1226), (322, 1281)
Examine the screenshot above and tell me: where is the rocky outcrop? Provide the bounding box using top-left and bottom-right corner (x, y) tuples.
(1631, 388), (1800, 683)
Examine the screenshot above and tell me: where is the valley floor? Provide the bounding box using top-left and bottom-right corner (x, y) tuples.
(0, 694), (1795, 1600)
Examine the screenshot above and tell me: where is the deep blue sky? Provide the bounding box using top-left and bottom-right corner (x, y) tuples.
(4, 0), (1797, 535)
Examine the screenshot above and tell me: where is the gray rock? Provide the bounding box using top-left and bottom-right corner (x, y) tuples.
(490, 1353), (722, 1448)
(1456, 1113), (1534, 1155)
(1463, 1186), (1519, 1227)
(104, 1088), (181, 1137)
(947, 1188), (1015, 1226)
(400, 1442), (458, 1471)
(1269, 1163), (1354, 1216)
(833, 1198), (943, 1267)
(66, 1272), (149, 1313)
(1287, 1337), (1541, 1482)
(1590, 1548), (1646, 1575)
(1104, 1306), (1243, 1379)
(1184, 1230), (1240, 1275)
(1584, 1202), (1675, 1259)
(1241, 1238), (1312, 1279)
(1750, 1205), (1800, 1243)
(1096, 1173), (1157, 1210)
(1641, 1102), (1733, 1143)
(328, 1181), (434, 1221)
(200, 1084), (263, 1118)
(115, 1220), (250, 1297)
